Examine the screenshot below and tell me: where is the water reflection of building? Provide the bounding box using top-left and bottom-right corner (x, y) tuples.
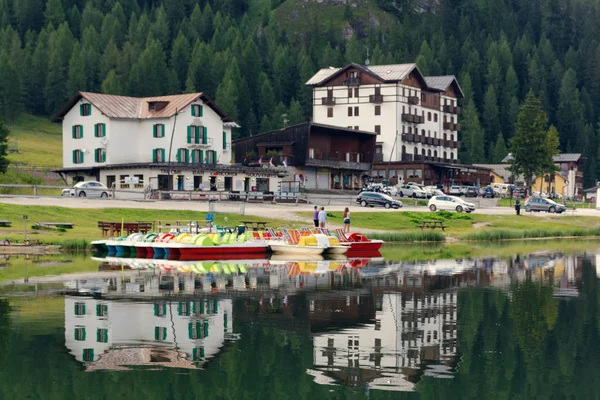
(64, 296), (234, 370)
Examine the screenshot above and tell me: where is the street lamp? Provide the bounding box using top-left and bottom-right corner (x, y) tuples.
(502, 153), (515, 206)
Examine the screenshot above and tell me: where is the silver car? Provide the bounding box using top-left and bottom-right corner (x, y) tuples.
(524, 197), (566, 213)
(62, 181), (111, 198)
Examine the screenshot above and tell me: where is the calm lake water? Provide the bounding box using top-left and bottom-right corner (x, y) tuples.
(1, 246), (600, 399)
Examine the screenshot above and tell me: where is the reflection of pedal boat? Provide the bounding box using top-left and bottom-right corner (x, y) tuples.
(269, 234), (347, 255)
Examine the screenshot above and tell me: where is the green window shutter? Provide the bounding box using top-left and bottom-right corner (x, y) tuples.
(74, 328), (79, 340)
(196, 321), (202, 338)
(153, 125), (157, 138)
(176, 149), (180, 162)
(203, 321), (209, 337)
(154, 304), (159, 316)
(191, 105), (196, 116)
(94, 150), (98, 163)
(193, 347), (197, 361)
(192, 302), (197, 314)
(186, 150), (190, 163)
(102, 150), (106, 163)
(162, 304), (167, 315)
(200, 105), (203, 117)
(200, 347), (205, 357)
(152, 149), (157, 163)
(81, 126), (84, 138)
(154, 326), (159, 340)
(79, 104), (83, 116)
(187, 126), (192, 143)
(103, 305), (108, 314)
(102, 123), (106, 137)
(162, 327), (167, 340)
(213, 150), (217, 165)
(224, 313), (228, 330)
(96, 304), (101, 316)
(191, 150), (196, 163)
(72, 125), (75, 138)
(203, 127), (207, 144)
(213, 300), (218, 314)
(161, 124), (165, 137)
(96, 328), (100, 343)
(178, 302), (182, 316)
(89, 105), (91, 116)
(82, 327), (86, 341)
(81, 152), (84, 163)
(188, 322), (193, 339)
(223, 132), (226, 150)
(82, 304), (86, 314)
(200, 300), (205, 314)
(199, 150), (204, 164)
(72, 150), (76, 164)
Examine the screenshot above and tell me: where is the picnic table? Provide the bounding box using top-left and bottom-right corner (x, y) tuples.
(0, 220), (11, 227)
(420, 220), (447, 231)
(240, 221), (268, 231)
(36, 222), (74, 229)
(98, 221), (153, 237)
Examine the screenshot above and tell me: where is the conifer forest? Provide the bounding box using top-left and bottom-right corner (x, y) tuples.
(0, 0), (599, 184)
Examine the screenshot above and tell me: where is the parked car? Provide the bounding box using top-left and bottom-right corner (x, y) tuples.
(465, 187), (478, 197)
(397, 184), (428, 198)
(524, 197), (566, 213)
(425, 186), (444, 196)
(448, 186), (462, 195)
(356, 192), (403, 209)
(482, 187), (495, 198)
(428, 195), (476, 213)
(62, 181), (111, 198)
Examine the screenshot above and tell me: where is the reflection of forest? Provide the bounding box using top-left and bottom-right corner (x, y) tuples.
(0, 254), (598, 398)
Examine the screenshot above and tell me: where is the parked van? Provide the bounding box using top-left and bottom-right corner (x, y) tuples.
(492, 183), (510, 195)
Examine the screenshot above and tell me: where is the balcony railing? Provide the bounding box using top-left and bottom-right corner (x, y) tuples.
(401, 113), (424, 124)
(306, 157), (371, 171)
(343, 77), (360, 86)
(373, 153), (384, 163)
(401, 154), (413, 161)
(408, 96), (419, 105)
(443, 122), (460, 131)
(322, 97), (336, 106)
(187, 137), (213, 148)
(443, 105), (461, 114)
(369, 94), (384, 103)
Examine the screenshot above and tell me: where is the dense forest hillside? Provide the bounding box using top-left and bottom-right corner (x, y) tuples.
(0, 0), (599, 184)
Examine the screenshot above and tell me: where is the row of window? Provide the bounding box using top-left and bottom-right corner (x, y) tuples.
(72, 123), (106, 139)
(403, 126), (456, 141)
(153, 148), (218, 164)
(74, 327), (109, 343)
(78, 103), (205, 117)
(72, 149), (105, 164)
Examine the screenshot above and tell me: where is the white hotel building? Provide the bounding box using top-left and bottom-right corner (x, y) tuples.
(53, 92), (283, 192)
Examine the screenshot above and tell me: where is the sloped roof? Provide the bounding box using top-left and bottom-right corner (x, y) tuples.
(306, 63), (420, 86)
(424, 76), (464, 98)
(52, 92), (235, 123)
(474, 163), (568, 182)
(553, 153), (581, 163)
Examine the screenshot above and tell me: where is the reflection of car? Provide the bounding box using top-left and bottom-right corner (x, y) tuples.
(62, 181), (111, 198)
(398, 184), (427, 198)
(524, 197), (566, 213)
(356, 192), (403, 209)
(428, 195), (476, 213)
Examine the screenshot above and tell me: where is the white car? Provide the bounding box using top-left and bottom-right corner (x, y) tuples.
(428, 195), (476, 213)
(397, 184), (428, 198)
(448, 186), (462, 195)
(62, 181), (111, 198)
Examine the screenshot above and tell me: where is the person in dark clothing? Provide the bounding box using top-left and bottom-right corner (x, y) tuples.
(313, 206), (319, 227)
(515, 199), (521, 215)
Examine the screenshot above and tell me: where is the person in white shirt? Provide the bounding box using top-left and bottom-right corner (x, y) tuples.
(318, 207), (327, 228)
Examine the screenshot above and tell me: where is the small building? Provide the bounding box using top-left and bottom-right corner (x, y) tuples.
(370, 161), (491, 190)
(553, 153), (583, 198)
(233, 122), (376, 190)
(52, 91), (284, 193)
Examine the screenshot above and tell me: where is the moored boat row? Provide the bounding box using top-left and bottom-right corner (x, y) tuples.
(91, 227), (383, 260)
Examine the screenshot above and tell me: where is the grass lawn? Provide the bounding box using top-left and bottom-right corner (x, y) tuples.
(0, 203), (304, 245)
(299, 210), (600, 240)
(7, 114), (62, 169)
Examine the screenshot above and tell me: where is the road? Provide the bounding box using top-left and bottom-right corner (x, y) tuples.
(0, 195), (597, 220)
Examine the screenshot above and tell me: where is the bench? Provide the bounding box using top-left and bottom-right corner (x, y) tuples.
(36, 222), (74, 229)
(0, 220), (11, 227)
(420, 220), (447, 231)
(97, 221), (153, 237)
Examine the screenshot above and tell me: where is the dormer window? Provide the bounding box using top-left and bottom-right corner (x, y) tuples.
(191, 104), (203, 117)
(148, 101), (169, 112)
(80, 104), (91, 116)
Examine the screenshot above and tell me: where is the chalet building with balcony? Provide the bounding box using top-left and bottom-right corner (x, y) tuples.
(306, 63), (491, 189)
(233, 122), (376, 190)
(53, 92), (283, 193)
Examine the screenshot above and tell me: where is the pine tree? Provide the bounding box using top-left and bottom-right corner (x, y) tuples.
(67, 43), (85, 96)
(258, 75), (275, 124)
(259, 114), (272, 133)
(0, 116), (9, 173)
(127, 39), (169, 97)
(557, 68), (585, 150)
(44, 0), (66, 28)
(170, 31), (191, 91)
(502, 66), (519, 136)
(215, 80), (239, 122)
(101, 69), (123, 95)
(510, 91), (551, 192)
(492, 134), (508, 163)
(482, 85), (501, 152)
(0, 52), (22, 122)
(271, 102), (287, 129)
(287, 99), (305, 125)
(460, 99), (485, 164)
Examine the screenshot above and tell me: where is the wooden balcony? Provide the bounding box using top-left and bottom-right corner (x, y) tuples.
(408, 96), (419, 105)
(369, 94), (384, 103)
(432, 138), (440, 146)
(402, 133), (414, 142)
(402, 113), (415, 123)
(443, 122), (459, 131)
(443, 105), (461, 114)
(343, 77), (360, 86)
(373, 153), (384, 163)
(401, 154), (413, 161)
(322, 97), (336, 106)
(306, 157), (371, 171)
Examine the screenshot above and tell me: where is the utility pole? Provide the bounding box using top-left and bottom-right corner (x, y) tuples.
(167, 108), (179, 196)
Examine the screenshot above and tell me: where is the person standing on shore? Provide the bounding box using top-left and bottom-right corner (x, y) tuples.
(313, 206), (319, 227)
(343, 207), (351, 233)
(318, 207), (327, 228)
(515, 199), (521, 215)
